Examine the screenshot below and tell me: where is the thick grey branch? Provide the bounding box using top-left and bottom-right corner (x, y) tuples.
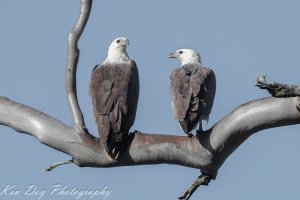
(0, 97), (81, 155)
(1, 96), (299, 177)
(66, 0), (92, 134)
(209, 96), (300, 170)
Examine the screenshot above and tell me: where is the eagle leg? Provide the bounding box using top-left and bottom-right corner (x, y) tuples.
(178, 172), (212, 200)
(196, 121), (203, 135)
(187, 133), (193, 138)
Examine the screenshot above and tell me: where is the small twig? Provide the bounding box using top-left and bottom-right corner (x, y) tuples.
(178, 173), (212, 200)
(43, 160), (74, 172)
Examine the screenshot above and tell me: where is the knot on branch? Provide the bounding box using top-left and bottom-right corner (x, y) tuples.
(256, 74), (300, 97)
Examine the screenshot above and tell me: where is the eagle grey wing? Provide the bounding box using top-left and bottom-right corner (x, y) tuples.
(190, 65), (216, 121)
(124, 60), (139, 129)
(171, 64), (216, 134)
(106, 61), (139, 154)
(90, 64), (116, 115)
(170, 68), (193, 119)
(109, 60), (139, 139)
(90, 64), (116, 155)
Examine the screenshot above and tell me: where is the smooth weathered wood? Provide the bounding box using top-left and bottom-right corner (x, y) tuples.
(66, 0), (92, 134)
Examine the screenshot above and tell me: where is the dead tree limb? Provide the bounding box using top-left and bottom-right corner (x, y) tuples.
(178, 173), (212, 200)
(256, 74), (300, 97)
(66, 0), (92, 134)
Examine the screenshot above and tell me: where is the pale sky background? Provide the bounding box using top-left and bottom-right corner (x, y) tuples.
(1, 0), (300, 199)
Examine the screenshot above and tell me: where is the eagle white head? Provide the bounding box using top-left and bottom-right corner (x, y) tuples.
(169, 49), (201, 66)
(104, 37), (130, 64)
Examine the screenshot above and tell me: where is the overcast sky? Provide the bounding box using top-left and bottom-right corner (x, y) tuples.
(1, 1), (300, 199)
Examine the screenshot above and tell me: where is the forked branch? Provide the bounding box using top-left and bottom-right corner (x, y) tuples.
(1, 94), (299, 199)
(1, 95), (299, 172)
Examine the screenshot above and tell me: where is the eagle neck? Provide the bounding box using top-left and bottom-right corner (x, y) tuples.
(104, 50), (130, 64)
(181, 61), (201, 67)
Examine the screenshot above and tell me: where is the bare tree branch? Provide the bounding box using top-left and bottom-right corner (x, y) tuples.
(256, 74), (300, 97)
(66, 0), (92, 134)
(1, 95), (299, 175)
(178, 173), (212, 200)
(43, 160), (74, 172)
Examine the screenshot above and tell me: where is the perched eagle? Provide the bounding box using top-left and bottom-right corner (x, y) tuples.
(90, 37), (139, 159)
(169, 49), (216, 136)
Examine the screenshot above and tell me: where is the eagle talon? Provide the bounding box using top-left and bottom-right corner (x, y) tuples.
(109, 146), (122, 160)
(113, 151), (120, 160)
(111, 147), (116, 155)
(104, 151), (115, 161)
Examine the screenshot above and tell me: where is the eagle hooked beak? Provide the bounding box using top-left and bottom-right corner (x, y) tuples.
(121, 38), (130, 47)
(169, 52), (177, 59)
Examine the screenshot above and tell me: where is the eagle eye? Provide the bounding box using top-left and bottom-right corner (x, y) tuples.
(179, 51), (183, 54)
(116, 39), (121, 43)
